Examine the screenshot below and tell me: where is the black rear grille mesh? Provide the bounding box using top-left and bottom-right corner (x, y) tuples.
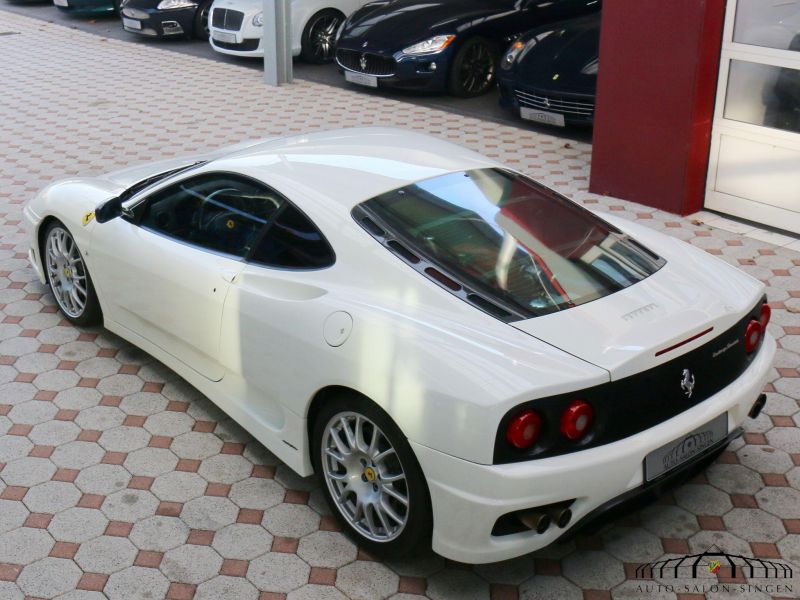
(211, 8), (244, 31)
(336, 49), (395, 76)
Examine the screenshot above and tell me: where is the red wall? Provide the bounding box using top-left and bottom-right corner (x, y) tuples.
(589, 0), (726, 215)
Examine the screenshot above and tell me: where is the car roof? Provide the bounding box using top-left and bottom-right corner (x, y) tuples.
(207, 127), (502, 211)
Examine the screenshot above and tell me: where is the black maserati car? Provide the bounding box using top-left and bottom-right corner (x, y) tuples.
(120, 0), (211, 39)
(497, 12), (600, 127)
(335, 0), (601, 97)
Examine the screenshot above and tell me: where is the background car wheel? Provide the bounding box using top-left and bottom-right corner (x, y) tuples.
(113, 0), (121, 15)
(301, 9), (343, 64)
(42, 221), (102, 327)
(194, 0), (212, 40)
(311, 393), (432, 557)
(448, 36), (498, 98)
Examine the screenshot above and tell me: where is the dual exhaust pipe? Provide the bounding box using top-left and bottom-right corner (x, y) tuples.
(518, 502), (573, 534)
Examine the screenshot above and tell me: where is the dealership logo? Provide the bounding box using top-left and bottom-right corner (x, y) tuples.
(680, 368), (695, 398)
(634, 547), (794, 596)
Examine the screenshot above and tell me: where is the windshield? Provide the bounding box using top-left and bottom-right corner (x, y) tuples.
(356, 168), (664, 319)
(121, 161), (207, 204)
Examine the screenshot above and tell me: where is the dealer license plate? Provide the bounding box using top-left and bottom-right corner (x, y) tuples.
(644, 413), (728, 481)
(520, 107), (565, 127)
(122, 18), (142, 30)
(345, 71), (378, 88)
(212, 30), (237, 44)
(53, 0), (69, 6)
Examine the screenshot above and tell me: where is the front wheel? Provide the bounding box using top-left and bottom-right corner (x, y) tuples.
(43, 221), (102, 327)
(448, 36), (498, 98)
(311, 395), (432, 557)
(194, 0), (212, 40)
(300, 9), (343, 64)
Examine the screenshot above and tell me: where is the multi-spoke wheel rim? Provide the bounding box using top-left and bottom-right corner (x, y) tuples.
(45, 227), (88, 319)
(459, 42), (495, 94)
(308, 14), (340, 62)
(321, 412), (409, 542)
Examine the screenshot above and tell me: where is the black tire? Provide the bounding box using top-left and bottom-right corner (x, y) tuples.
(113, 0), (121, 15)
(311, 393), (432, 558)
(193, 0), (212, 40)
(41, 221), (102, 327)
(447, 36), (498, 98)
(300, 8), (343, 64)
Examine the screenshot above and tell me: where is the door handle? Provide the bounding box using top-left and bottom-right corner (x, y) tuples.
(220, 270), (238, 283)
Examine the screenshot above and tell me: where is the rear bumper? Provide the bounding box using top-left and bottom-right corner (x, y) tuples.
(412, 334), (775, 564)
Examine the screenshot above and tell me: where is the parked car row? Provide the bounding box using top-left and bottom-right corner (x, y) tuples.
(45, 0), (602, 127)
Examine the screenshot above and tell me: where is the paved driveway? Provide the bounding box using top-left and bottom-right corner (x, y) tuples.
(1, 10), (799, 600)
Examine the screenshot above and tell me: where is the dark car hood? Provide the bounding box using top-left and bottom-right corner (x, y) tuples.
(513, 13), (600, 94)
(340, 0), (520, 50)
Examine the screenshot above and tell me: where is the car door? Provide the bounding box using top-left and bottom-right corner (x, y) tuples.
(218, 200), (337, 422)
(91, 172), (282, 381)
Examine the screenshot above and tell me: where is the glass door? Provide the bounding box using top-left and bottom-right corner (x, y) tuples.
(706, 0), (800, 234)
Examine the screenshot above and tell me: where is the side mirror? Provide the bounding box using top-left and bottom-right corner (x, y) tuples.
(95, 197), (124, 224)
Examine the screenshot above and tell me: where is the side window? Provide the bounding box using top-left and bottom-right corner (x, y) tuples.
(251, 204), (335, 270)
(138, 173), (282, 258)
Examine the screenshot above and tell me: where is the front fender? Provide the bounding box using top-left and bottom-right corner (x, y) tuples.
(25, 178), (121, 285)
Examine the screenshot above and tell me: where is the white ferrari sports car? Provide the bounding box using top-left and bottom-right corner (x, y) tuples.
(24, 128), (775, 563)
(208, 0), (368, 62)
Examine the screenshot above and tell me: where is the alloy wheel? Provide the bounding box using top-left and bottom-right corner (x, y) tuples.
(45, 226), (88, 319)
(459, 42), (495, 95)
(308, 14), (340, 62)
(321, 411), (410, 542)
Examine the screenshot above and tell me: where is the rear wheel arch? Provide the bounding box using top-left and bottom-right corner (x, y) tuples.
(306, 385), (371, 445)
(306, 384), (433, 556)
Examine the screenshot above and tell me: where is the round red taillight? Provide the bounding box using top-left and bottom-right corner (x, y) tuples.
(744, 319), (762, 353)
(506, 410), (542, 450)
(760, 303), (771, 331)
(560, 400), (594, 441)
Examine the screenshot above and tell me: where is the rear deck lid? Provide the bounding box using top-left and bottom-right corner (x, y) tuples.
(510, 256), (764, 380)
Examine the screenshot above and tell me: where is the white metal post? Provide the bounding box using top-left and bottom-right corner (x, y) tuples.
(263, 0), (293, 86)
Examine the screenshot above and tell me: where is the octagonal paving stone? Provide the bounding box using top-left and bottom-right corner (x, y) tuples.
(17, 557), (82, 598)
(74, 535), (139, 574)
(247, 552), (311, 593)
(105, 566), (171, 600)
(161, 544), (224, 584)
